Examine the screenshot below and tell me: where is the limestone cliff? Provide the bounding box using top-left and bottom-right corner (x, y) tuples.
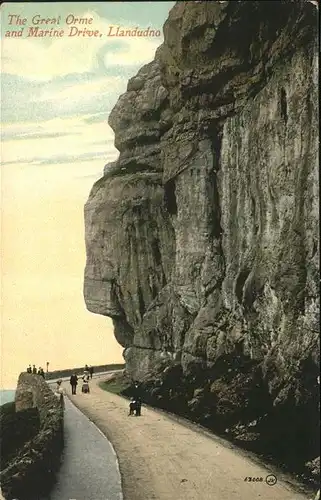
(84, 0), (319, 480)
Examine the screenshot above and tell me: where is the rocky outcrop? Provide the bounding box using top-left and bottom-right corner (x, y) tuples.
(84, 0), (319, 482)
(0, 374), (64, 500)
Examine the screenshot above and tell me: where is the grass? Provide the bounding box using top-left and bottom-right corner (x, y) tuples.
(99, 372), (131, 397)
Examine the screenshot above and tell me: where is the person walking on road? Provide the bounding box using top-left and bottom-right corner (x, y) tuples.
(131, 381), (142, 416)
(70, 373), (78, 395)
(89, 365), (94, 379)
(55, 380), (65, 409)
(82, 371), (90, 393)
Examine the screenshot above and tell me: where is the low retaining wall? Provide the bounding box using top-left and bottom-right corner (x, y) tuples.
(45, 362), (125, 380)
(0, 373), (64, 500)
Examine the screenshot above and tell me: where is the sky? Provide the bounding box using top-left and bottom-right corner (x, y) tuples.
(0, 1), (175, 389)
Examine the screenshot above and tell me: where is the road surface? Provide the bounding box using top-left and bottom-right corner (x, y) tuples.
(41, 395), (122, 500)
(68, 375), (312, 500)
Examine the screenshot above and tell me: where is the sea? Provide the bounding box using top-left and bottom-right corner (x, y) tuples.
(0, 390), (16, 406)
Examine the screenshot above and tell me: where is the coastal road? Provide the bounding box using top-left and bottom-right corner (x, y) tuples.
(41, 395), (122, 500)
(69, 375), (312, 500)
(47, 370), (122, 385)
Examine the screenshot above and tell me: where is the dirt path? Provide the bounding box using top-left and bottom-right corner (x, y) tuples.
(68, 375), (311, 500)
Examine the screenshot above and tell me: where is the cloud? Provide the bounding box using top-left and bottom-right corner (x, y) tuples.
(25, 75), (126, 119)
(1, 116), (117, 166)
(83, 112), (109, 124)
(32, 76), (124, 104)
(1, 69), (128, 124)
(1, 159), (109, 203)
(1, 16), (103, 81)
(0, 7), (168, 179)
(89, 139), (114, 147)
(1, 11), (163, 81)
(28, 150), (113, 167)
(1, 8), (166, 128)
(103, 37), (160, 67)
(73, 172), (104, 180)
(2, 131), (77, 142)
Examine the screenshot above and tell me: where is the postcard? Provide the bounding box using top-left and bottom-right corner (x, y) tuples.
(0, 2), (319, 500)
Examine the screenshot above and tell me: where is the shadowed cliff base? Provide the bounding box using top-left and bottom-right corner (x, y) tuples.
(102, 369), (319, 490)
(75, 375), (313, 500)
(83, 0), (319, 490)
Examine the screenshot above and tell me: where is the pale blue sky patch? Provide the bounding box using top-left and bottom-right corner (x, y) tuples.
(1, 1), (174, 169)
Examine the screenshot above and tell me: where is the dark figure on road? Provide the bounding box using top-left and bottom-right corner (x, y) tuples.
(128, 397), (141, 416)
(84, 364), (89, 372)
(40, 368), (45, 378)
(70, 373), (78, 395)
(128, 398), (136, 416)
(89, 365), (94, 379)
(132, 381), (141, 399)
(32, 365), (37, 374)
(136, 395), (142, 416)
(27, 365), (32, 373)
(129, 381), (142, 416)
(135, 398), (142, 416)
(55, 380), (65, 409)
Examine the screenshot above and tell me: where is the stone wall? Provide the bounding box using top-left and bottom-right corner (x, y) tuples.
(45, 362), (125, 380)
(0, 373), (64, 500)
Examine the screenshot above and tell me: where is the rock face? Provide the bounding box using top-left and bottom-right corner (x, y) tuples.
(84, 0), (319, 479)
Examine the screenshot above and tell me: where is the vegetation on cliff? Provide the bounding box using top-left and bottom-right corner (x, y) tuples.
(0, 402), (40, 472)
(0, 374), (64, 500)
